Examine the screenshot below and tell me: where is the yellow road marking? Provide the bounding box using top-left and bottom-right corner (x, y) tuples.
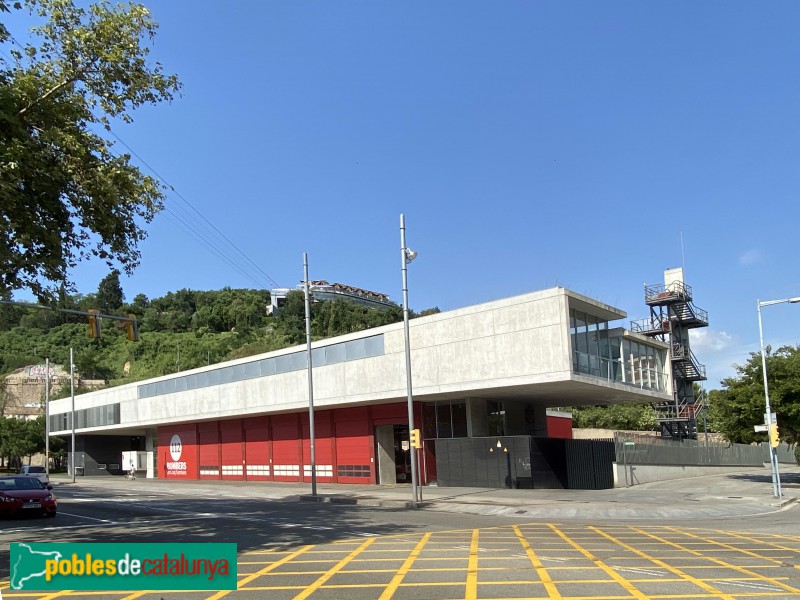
(548, 524), (650, 600)
(591, 526), (738, 600)
(637, 527), (800, 595)
(292, 538), (375, 600)
(465, 528), (479, 599)
(378, 532), (431, 600)
(512, 524), (561, 598)
(204, 544), (314, 600)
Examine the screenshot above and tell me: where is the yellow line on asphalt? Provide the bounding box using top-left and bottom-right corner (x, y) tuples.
(292, 538), (375, 600)
(512, 524), (560, 598)
(204, 544), (314, 600)
(591, 526), (738, 600)
(635, 526), (800, 595)
(708, 529), (800, 556)
(548, 524), (651, 600)
(119, 593), (148, 600)
(465, 528), (480, 599)
(378, 532), (432, 600)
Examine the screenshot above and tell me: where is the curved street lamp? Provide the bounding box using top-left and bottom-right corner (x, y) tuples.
(756, 295), (800, 499)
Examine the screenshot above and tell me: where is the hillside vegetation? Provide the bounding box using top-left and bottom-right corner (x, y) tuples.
(0, 272), (424, 391)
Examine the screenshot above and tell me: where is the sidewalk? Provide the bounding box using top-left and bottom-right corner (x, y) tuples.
(53, 465), (800, 521)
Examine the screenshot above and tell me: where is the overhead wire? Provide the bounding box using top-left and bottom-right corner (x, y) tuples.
(107, 130), (283, 290)
(3, 23), (281, 290)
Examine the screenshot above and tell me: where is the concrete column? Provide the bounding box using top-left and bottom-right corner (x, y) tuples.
(503, 401), (548, 436)
(375, 425), (396, 485)
(145, 429), (156, 479)
(467, 398), (488, 437)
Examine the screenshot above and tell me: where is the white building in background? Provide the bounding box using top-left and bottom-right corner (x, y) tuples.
(268, 280), (395, 315)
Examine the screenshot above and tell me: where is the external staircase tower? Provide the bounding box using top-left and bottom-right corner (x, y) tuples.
(631, 268), (708, 439)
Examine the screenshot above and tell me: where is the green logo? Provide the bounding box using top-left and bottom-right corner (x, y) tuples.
(10, 543), (237, 591)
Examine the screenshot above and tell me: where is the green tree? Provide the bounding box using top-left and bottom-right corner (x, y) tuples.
(570, 404), (658, 431)
(96, 270), (124, 312)
(709, 345), (800, 445)
(0, 0), (180, 301)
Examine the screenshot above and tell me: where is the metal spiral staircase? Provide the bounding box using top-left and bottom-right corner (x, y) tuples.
(630, 276), (708, 439)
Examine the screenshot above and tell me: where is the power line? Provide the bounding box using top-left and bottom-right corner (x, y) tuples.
(108, 130), (282, 289)
(4, 25), (280, 290)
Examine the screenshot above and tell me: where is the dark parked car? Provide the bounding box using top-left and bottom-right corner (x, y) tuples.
(0, 476), (57, 518)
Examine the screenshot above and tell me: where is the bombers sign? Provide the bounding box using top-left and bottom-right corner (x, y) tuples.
(166, 434), (187, 476)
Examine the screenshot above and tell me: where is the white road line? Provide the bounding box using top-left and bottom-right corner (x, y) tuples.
(711, 580), (784, 592)
(612, 567), (665, 577)
(57, 511), (114, 523)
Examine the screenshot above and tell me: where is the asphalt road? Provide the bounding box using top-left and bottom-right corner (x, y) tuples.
(1, 479), (800, 599)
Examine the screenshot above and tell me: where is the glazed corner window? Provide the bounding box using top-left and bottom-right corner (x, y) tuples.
(423, 400), (469, 439)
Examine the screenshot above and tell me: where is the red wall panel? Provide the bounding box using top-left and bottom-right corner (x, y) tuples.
(547, 415), (573, 439)
(371, 402), (407, 425)
(158, 425), (198, 480)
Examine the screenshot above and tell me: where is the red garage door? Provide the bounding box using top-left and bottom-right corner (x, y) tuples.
(334, 407), (373, 483)
(198, 421), (220, 480)
(220, 419), (244, 480)
(244, 417), (271, 481)
(271, 414), (301, 481)
(301, 410), (334, 483)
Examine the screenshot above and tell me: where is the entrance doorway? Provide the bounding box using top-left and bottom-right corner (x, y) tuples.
(374, 424), (412, 484)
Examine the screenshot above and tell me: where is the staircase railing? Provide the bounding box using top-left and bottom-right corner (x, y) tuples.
(645, 281), (692, 304)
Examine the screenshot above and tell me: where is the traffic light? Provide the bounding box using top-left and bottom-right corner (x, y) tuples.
(125, 314), (139, 342)
(410, 428), (421, 449)
(769, 423), (780, 448)
(87, 309), (101, 338)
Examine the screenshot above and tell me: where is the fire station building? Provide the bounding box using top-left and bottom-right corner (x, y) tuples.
(48, 287), (671, 485)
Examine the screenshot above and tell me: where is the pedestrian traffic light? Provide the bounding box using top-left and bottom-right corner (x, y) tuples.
(410, 428), (421, 449)
(125, 314), (139, 341)
(87, 309), (101, 338)
(769, 423), (780, 448)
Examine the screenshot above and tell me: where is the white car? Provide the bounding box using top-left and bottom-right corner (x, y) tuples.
(18, 465), (49, 484)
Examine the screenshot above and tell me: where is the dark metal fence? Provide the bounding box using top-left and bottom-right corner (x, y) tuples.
(614, 432), (797, 466)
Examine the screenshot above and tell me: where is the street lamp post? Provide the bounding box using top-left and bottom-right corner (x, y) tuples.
(70, 347), (76, 483)
(400, 214), (419, 507)
(45, 358), (50, 478)
(303, 253), (317, 497)
(757, 295), (800, 499)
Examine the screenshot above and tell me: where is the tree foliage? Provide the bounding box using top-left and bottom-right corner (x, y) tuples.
(569, 403), (658, 431)
(0, 415), (44, 469)
(0, 0), (180, 301)
(0, 285), (416, 387)
(95, 270), (124, 312)
(709, 345), (800, 446)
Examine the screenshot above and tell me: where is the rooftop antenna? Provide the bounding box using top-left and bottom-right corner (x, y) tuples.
(680, 231), (686, 276)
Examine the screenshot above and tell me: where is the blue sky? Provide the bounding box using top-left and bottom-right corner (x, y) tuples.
(7, 1), (800, 389)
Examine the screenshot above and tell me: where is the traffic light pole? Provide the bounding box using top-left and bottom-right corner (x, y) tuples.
(0, 300), (138, 340)
(757, 299), (782, 499)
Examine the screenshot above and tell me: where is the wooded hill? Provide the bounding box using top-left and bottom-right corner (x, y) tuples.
(0, 272), (429, 392)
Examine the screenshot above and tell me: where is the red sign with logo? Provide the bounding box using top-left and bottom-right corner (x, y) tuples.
(158, 426), (197, 479)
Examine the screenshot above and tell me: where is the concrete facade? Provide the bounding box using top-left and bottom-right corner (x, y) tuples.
(48, 287), (671, 483)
